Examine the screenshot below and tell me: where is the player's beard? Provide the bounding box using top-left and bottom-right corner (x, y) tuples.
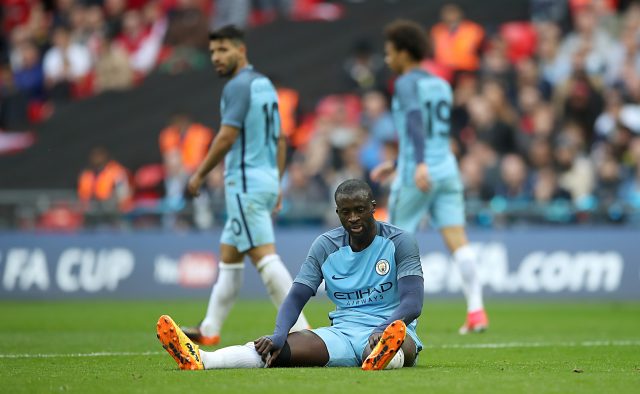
(216, 57), (238, 78)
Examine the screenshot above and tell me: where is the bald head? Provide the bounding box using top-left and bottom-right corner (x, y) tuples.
(334, 179), (374, 204)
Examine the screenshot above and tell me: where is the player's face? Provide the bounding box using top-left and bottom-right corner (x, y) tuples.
(336, 193), (377, 241)
(384, 41), (403, 74)
(209, 39), (244, 77)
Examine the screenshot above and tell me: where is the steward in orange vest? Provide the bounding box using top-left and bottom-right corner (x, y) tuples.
(159, 114), (214, 174)
(77, 147), (132, 212)
(431, 3), (485, 73)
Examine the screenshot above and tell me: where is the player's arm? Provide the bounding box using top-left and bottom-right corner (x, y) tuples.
(255, 236), (327, 365)
(277, 132), (286, 180)
(272, 132), (287, 214)
(372, 231), (424, 336)
(397, 77), (430, 191)
(186, 125), (238, 197)
(373, 275), (424, 334)
(254, 282), (314, 362)
(187, 79), (249, 196)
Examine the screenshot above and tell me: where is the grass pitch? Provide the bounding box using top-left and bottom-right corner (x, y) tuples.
(1, 300), (639, 393)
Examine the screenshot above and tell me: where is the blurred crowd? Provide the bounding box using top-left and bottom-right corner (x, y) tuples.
(5, 0), (640, 230)
(0, 0), (339, 130)
(279, 0), (640, 228)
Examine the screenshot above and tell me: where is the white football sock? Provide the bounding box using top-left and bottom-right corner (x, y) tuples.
(256, 254), (310, 332)
(199, 342), (265, 369)
(200, 262), (244, 337)
(453, 245), (484, 312)
(384, 348), (405, 370)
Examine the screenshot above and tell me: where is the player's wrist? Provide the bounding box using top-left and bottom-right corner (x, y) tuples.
(268, 333), (286, 349)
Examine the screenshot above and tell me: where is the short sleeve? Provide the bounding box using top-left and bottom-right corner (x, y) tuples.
(221, 78), (251, 128)
(293, 235), (330, 294)
(393, 231), (423, 279)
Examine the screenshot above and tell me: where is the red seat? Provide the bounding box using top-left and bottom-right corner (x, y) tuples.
(500, 21), (537, 63)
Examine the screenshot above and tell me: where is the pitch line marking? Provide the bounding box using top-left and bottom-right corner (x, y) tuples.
(1, 340), (639, 359)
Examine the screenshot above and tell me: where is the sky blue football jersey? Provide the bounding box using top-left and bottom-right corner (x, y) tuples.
(392, 69), (458, 184)
(294, 221), (423, 327)
(220, 65), (280, 194)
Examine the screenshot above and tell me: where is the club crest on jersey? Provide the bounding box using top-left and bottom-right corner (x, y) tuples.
(375, 259), (390, 276)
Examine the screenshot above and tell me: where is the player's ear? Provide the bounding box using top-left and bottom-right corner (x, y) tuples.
(371, 200), (376, 213)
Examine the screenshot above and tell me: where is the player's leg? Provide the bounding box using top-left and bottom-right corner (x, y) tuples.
(158, 314), (263, 370)
(388, 184), (430, 233)
(200, 330), (329, 369)
(199, 330), (328, 369)
(430, 177), (487, 333)
(194, 243), (245, 341)
(182, 196), (249, 345)
(440, 226), (488, 333)
(243, 192), (310, 331)
(269, 330), (330, 367)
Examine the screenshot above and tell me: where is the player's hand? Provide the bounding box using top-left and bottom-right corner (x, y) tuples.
(367, 332), (383, 351)
(253, 336), (282, 367)
(414, 163), (431, 192)
(186, 173), (204, 198)
(272, 192), (283, 216)
(370, 161), (395, 184)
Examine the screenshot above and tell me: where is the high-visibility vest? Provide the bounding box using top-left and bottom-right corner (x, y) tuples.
(159, 123), (213, 173)
(431, 21), (485, 71)
(277, 87), (300, 138)
(77, 160), (129, 201)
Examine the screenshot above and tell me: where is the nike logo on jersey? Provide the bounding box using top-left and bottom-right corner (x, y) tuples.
(331, 275), (347, 280)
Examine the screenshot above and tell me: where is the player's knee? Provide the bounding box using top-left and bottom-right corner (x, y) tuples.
(269, 341), (292, 368)
(401, 337), (418, 367)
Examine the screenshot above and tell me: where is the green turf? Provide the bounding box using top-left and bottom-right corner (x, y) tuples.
(1, 300), (639, 393)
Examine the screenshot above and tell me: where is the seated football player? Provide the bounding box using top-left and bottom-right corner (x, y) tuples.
(156, 179), (425, 370)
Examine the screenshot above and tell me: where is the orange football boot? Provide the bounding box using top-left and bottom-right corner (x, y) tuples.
(361, 320), (406, 371)
(156, 315), (204, 370)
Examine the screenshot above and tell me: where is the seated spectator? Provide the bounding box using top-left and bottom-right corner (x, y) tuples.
(535, 22), (569, 87)
(533, 166), (572, 203)
(527, 136), (554, 174)
(516, 56), (552, 100)
(604, 23), (640, 93)
(12, 40), (44, 100)
(595, 151), (623, 209)
(554, 133), (595, 203)
(495, 153), (533, 203)
(553, 65), (604, 146)
(480, 78), (517, 128)
(43, 24), (92, 100)
(557, 4), (614, 81)
(460, 154), (494, 202)
(480, 34), (515, 86)
(594, 87), (624, 141)
(619, 137), (640, 218)
(464, 95), (516, 155)
(93, 32), (134, 93)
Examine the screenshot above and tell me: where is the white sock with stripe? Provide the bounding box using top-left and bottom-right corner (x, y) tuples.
(256, 254), (310, 331)
(199, 342), (265, 369)
(453, 245), (484, 313)
(200, 262), (244, 337)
